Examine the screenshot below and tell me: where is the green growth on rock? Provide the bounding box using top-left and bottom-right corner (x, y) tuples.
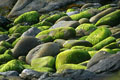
(56, 49), (90, 69)
(99, 48), (115, 54)
(98, 4), (112, 11)
(71, 46), (94, 51)
(0, 41), (12, 49)
(70, 9), (98, 21)
(33, 67), (55, 72)
(32, 21), (52, 27)
(0, 46), (7, 54)
(104, 42), (119, 49)
(95, 10), (120, 26)
(56, 64), (86, 73)
(66, 8), (76, 13)
(38, 26), (51, 31)
(76, 23), (97, 34)
(14, 11), (40, 24)
(88, 51), (97, 57)
(93, 36), (116, 50)
(79, 36), (88, 40)
(86, 26), (112, 45)
(39, 14), (49, 21)
(0, 50), (14, 64)
(112, 48), (120, 53)
(45, 13), (67, 23)
(31, 56), (55, 69)
(0, 60), (24, 72)
(12, 37), (21, 47)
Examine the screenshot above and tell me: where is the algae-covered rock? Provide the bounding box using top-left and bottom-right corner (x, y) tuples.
(57, 64), (86, 73)
(71, 46), (94, 51)
(66, 8), (76, 13)
(0, 60), (24, 72)
(36, 27), (76, 42)
(32, 21), (52, 27)
(45, 13), (67, 23)
(99, 48), (115, 54)
(0, 46), (7, 54)
(39, 14), (49, 21)
(56, 49), (91, 69)
(14, 11), (40, 24)
(31, 56), (55, 69)
(70, 9), (99, 21)
(104, 42), (119, 49)
(86, 26), (112, 45)
(79, 18), (89, 24)
(33, 67), (55, 73)
(79, 36), (88, 40)
(0, 41), (12, 49)
(76, 23), (97, 35)
(93, 36), (116, 50)
(98, 4), (116, 11)
(63, 40), (92, 49)
(0, 50), (14, 64)
(12, 37), (21, 47)
(95, 10), (120, 26)
(38, 26), (51, 31)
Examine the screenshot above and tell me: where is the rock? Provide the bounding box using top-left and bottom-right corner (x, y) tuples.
(12, 36), (41, 58)
(3, 76), (22, 80)
(88, 52), (120, 73)
(50, 21), (80, 29)
(6, 37), (17, 44)
(31, 56), (55, 69)
(63, 40), (93, 48)
(95, 10), (120, 26)
(80, 3), (101, 10)
(75, 23), (96, 36)
(55, 16), (72, 24)
(54, 39), (66, 48)
(26, 42), (60, 64)
(86, 26), (112, 45)
(20, 69), (45, 80)
(93, 36), (116, 50)
(40, 77), (73, 80)
(14, 11), (40, 24)
(79, 18), (90, 24)
(0, 71), (19, 76)
(70, 8), (100, 21)
(8, 0), (75, 18)
(56, 49), (91, 69)
(0, 35), (9, 42)
(66, 8), (76, 13)
(90, 8), (116, 23)
(21, 27), (41, 37)
(87, 51), (111, 68)
(66, 11), (79, 16)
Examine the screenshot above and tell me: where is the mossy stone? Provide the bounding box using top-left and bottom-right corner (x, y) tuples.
(33, 67), (55, 72)
(104, 42), (119, 49)
(32, 21), (52, 27)
(38, 26), (51, 31)
(14, 11), (40, 24)
(95, 10), (120, 26)
(31, 56), (55, 69)
(88, 51), (98, 57)
(56, 49), (90, 69)
(79, 36), (88, 40)
(112, 48), (120, 53)
(39, 14), (49, 21)
(0, 41), (12, 49)
(0, 46), (7, 54)
(93, 36), (116, 50)
(86, 26), (112, 45)
(0, 60), (24, 72)
(12, 37), (21, 47)
(66, 8), (76, 13)
(56, 64), (86, 73)
(99, 48), (115, 54)
(98, 4), (112, 11)
(71, 46), (94, 51)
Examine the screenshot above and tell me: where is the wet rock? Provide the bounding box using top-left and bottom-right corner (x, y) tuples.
(79, 18), (89, 24)
(0, 71), (19, 76)
(26, 42), (60, 64)
(50, 21), (80, 29)
(66, 11), (79, 16)
(12, 36), (41, 58)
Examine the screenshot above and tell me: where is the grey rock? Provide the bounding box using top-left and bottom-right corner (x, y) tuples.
(88, 52), (120, 73)
(63, 40), (93, 48)
(79, 18), (90, 24)
(6, 37), (17, 44)
(50, 21), (80, 29)
(21, 27), (41, 37)
(0, 71), (19, 76)
(26, 42), (60, 64)
(40, 77), (73, 80)
(0, 35), (9, 41)
(12, 36), (41, 58)
(20, 69), (45, 80)
(54, 39), (66, 48)
(66, 11), (79, 16)
(87, 51), (111, 68)
(0, 16), (11, 28)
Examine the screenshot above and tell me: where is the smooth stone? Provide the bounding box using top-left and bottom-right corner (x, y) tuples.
(0, 35), (9, 42)
(0, 71), (19, 76)
(66, 11), (79, 16)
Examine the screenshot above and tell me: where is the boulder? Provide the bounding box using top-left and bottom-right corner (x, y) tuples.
(0, 71), (19, 76)
(12, 36), (41, 58)
(0, 35), (9, 42)
(79, 18), (90, 24)
(26, 42), (60, 64)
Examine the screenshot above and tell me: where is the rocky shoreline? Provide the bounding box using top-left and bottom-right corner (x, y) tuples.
(0, 0), (120, 80)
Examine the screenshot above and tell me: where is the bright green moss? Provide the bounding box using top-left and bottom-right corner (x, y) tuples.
(99, 48), (115, 54)
(56, 49), (90, 69)
(33, 67), (55, 72)
(56, 64), (86, 73)
(70, 9), (96, 21)
(0, 60), (24, 72)
(32, 21), (52, 27)
(86, 26), (112, 45)
(39, 14), (49, 21)
(12, 37), (21, 47)
(112, 48), (120, 53)
(93, 36), (116, 50)
(0, 46), (7, 54)
(0, 31), (8, 35)
(71, 46), (94, 51)
(45, 13), (67, 23)
(88, 51), (97, 57)
(31, 56), (55, 69)
(95, 10), (120, 26)
(79, 36), (88, 40)
(0, 41), (12, 49)
(98, 4), (112, 11)
(14, 11), (40, 24)
(76, 23), (97, 33)
(38, 26), (51, 31)
(66, 8), (76, 13)
(104, 42), (119, 49)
